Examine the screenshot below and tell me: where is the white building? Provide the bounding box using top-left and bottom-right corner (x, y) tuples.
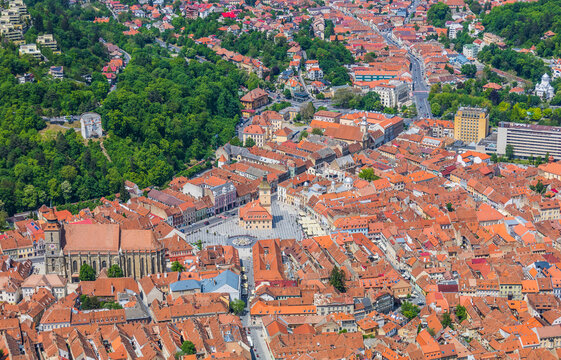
(21, 274), (67, 299)
(447, 23), (463, 39)
(37, 34), (60, 54)
(535, 73), (555, 100)
(0, 277), (21, 304)
(19, 43), (41, 60)
(80, 112), (103, 139)
(307, 66), (324, 80)
(372, 80), (410, 108)
(463, 44), (479, 59)
(497, 122), (561, 160)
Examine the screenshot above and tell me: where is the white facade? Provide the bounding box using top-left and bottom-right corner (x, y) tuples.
(447, 23), (463, 39)
(19, 43), (41, 59)
(497, 122), (561, 159)
(463, 44), (479, 59)
(535, 73), (555, 100)
(80, 112), (103, 139)
(373, 81), (410, 108)
(21, 274), (67, 299)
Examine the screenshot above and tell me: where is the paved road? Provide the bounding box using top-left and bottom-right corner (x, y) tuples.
(380, 32), (432, 119)
(340, 4), (432, 119)
(155, 38), (181, 54)
(298, 50), (313, 98)
(409, 54), (432, 118)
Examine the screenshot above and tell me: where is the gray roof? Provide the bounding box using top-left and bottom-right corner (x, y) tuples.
(316, 147), (336, 159)
(148, 189), (184, 207)
(245, 166), (267, 179)
(335, 154), (354, 167)
(170, 279), (201, 292)
(202, 270), (240, 293)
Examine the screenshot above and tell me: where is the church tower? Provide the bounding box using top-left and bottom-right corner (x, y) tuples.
(258, 178), (272, 213)
(44, 209), (65, 276)
(360, 114), (369, 148)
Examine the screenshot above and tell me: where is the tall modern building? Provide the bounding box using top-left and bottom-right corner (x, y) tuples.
(454, 107), (489, 144)
(497, 122), (561, 159)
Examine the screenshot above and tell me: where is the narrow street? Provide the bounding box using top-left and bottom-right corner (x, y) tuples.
(298, 50), (313, 98)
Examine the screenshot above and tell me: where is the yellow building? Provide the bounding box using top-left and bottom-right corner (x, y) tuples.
(239, 179), (272, 230)
(453, 107), (489, 144)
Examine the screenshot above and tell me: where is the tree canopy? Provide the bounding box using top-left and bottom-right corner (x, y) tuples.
(79, 263), (95, 281)
(401, 301), (420, 320)
(329, 266), (346, 293)
(427, 3), (452, 28)
(478, 44), (547, 82)
(171, 261), (185, 272)
(481, 0), (561, 58)
(107, 264), (123, 278)
(230, 299), (246, 315)
(358, 168), (380, 182)
(0, 0), (254, 216)
(455, 305), (467, 323)
(176, 340), (196, 357)
(295, 20), (354, 86)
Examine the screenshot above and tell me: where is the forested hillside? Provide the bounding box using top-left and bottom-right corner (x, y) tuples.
(0, 0), (247, 215)
(482, 0), (561, 57)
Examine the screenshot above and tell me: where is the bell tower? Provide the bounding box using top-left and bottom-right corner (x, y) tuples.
(258, 178), (271, 213)
(44, 209), (65, 276)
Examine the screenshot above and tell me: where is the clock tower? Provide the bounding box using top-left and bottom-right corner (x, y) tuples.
(44, 209), (65, 276)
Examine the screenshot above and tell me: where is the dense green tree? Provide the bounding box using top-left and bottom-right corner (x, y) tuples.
(295, 22), (353, 86)
(427, 3), (452, 27)
(329, 266), (346, 293)
(230, 137), (242, 147)
(401, 301), (420, 320)
(455, 305), (467, 322)
(461, 64), (477, 78)
(177, 341), (196, 356)
(333, 88), (383, 111)
(364, 52), (377, 62)
(358, 168), (380, 182)
(300, 102), (316, 122)
(324, 20), (335, 38)
(244, 137), (256, 147)
(230, 299), (246, 315)
(171, 261), (185, 272)
(80, 295), (100, 310)
(478, 44), (547, 82)
(506, 144), (515, 159)
(107, 264), (123, 278)
(481, 0), (561, 57)
(79, 263), (96, 281)
(469, 0), (482, 14)
(119, 180), (130, 203)
(441, 312), (454, 329)
(530, 179), (546, 194)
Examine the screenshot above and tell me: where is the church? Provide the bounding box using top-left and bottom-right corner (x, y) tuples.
(43, 210), (166, 281)
(535, 73), (555, 100)
(239, 180), (273, 230)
